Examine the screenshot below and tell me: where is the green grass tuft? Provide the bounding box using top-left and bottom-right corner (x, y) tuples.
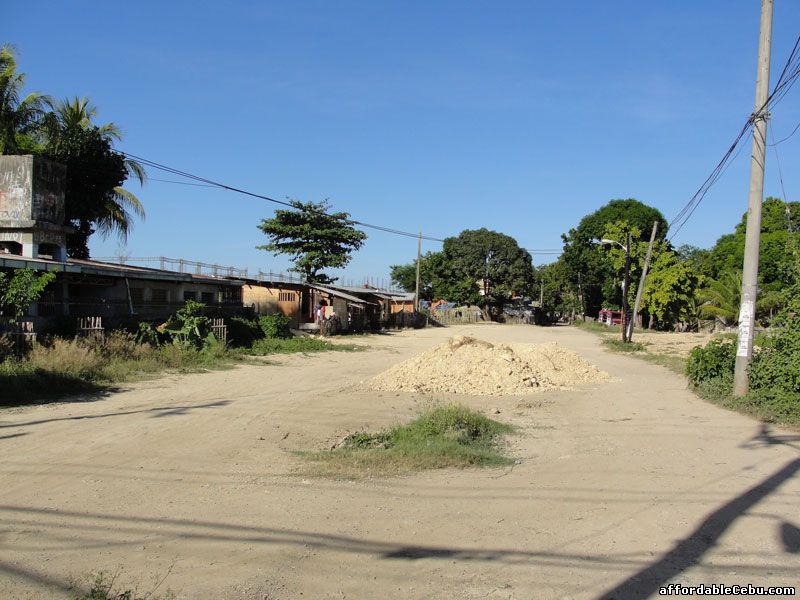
(304, 404), (515, 478)
(247, 336), (361, 355)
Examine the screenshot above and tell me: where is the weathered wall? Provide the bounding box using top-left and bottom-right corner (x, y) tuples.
(0, 155), (33, 222)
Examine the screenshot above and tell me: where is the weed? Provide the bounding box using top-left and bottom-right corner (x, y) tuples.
(304, 404), (515, 478)
(248, 337), (360, 355)
(602, 338), (646, 353)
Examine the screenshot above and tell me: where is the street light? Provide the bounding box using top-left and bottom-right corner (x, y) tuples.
(598, 235), (632, 342)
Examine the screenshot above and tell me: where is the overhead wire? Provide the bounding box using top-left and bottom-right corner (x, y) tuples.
(667, 34), (800, 242)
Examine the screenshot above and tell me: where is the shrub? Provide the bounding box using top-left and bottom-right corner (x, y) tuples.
(28, 338), (103, 380)
(259, 314), (291, 339)
(227, 316), (263, 348)
(686, 338), (736, 386)
(161, 300), (216, 350)
(749, 317), (800, 395)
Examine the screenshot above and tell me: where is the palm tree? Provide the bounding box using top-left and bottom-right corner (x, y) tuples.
(49, 96), (146, 241)
(0, 44), (49, 154)
(699, 270), (742, 326)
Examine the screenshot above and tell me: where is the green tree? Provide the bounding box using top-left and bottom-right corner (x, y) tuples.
(257, 200), (367, 283)
(0, 44), (49, 154)
(699, 270), (742, 326)
(640, 251), (700, 330)
(437, 228), (535, 319)
(0, 269), (56, 322)
(561, 199), (668, 317)
(44, 97), (146, 256)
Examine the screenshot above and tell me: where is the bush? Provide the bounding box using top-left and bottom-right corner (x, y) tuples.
(749, 318), (800, 395)
(259, 314), (291, 339)
(161, 300), (216, 350)
(227, 316), (264, 348)
(686, 338), (736, 386)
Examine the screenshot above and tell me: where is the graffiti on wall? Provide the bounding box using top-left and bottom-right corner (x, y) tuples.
(0, 157), (32, 221)
(0, 156), (66, 225)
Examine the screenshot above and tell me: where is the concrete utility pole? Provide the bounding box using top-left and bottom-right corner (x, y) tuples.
(734, 0), (773, 396)
(627, 221), (659, 342)
(621, 233), (632, 343)
(414, 232), (422, 312)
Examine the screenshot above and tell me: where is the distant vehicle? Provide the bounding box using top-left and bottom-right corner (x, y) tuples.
(598, 309), (622, 326)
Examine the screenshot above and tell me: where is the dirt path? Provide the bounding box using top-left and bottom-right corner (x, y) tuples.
(1, 325), (798, 599)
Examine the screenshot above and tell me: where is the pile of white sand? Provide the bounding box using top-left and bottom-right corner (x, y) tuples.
(369, 336), (609, 396)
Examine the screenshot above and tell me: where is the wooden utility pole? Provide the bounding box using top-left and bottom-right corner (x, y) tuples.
(414, 232), (422, 312)
(627, 221), (659, 342)
(621, 233), (632, 343)
(734, 0), (773, 396)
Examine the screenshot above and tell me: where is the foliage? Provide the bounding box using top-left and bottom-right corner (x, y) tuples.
(73, 569), (175, 600)
(537, 258), (582, 320)
(685, 338), (736, 386)
(603, 338), (645, 353)
(257, 200), (367, 283)
(248, 336), (359, 355)
(749, 317), (800, 397)
(698, 270), (741, 326)
(226, 316), (263, 348)
(258, 313), (291, 339)
(437, 228), (535, 319)
(641, 250), (700, 330)
(305, 404), (514, 477)
(160, 300), (217, 350)
(390, 251), (455, 302)
(0, 268), (56, 322)
(561, 199), (668, 317)
(0, 47), (145, 257)
(43, 98), (146, 258)
(0, 44), (49, 154)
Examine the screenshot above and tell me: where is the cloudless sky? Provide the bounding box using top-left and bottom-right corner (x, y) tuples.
(5, 1), (800, 283)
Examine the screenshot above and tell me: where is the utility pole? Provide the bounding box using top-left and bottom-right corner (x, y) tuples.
(540, 279), (544, 307)
(414, 231), (422, 312)
(734, 0), (773, 396)
(621, 233), (632, 343)
(627, 221), (659, 342)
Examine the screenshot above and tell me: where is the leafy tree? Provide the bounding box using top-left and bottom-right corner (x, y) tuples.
(0, 268), (56, 322)
(44, 97), (146, 256)
(538, 258), (582, 320)
(699, 270), (742, 326)
(390, 251), (451, 301)
(0, 44), (49, 154)
(640, 251), (700, 330)
(436, 228), (534, 319)
(561, 199), (668, 317)
(257, 200), (367, 283)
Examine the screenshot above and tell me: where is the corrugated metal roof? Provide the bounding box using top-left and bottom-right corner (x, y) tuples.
(309, 284), (370, 305)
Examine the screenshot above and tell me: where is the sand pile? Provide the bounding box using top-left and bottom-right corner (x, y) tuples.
(369, 335), (609, 396)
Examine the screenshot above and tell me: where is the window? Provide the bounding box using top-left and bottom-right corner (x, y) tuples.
(151, 288), (168, 304)
(201, 291), (215, 304)
(278, 291), (296, 302)
(221, 286), (241, 305)
(183, 290), (196, 301)
(129, 288), (144, 305)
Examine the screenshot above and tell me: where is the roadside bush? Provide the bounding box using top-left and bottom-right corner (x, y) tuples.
(259, 313), (291, 339)
(28, 338), (103, 380)
(227, 316), (264, 348)
(685, 338), (736, 386)
(161, 300), (216, 350)
(749, 318), (800, 395)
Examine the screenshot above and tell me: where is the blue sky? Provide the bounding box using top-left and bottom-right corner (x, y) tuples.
(5, 1), (800, 283)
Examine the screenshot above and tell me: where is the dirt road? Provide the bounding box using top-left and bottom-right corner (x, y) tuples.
(1, 325), (798, 599)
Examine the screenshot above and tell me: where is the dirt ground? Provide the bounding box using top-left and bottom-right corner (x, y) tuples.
(605, 330), (718, 358)
(0, 324), (798, 600)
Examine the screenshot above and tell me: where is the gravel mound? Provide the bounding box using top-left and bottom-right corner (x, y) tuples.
(369, 335), (609, 396)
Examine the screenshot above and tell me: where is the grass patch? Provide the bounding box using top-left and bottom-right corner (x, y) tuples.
(72, 569), (175, 600)
(0, 333), (241, 406)
(602, 338), (646, 353)
(247, 336), (361, 355)
(303, 404), (515, 478)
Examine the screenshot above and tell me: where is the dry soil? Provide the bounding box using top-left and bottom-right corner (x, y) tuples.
(0, 324), (798, 600)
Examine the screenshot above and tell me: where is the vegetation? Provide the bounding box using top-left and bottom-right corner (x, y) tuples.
(0, 268), (56, 322)
(257, 199), (367, 283)
(249, 336), (359, 355)
(73, 569), (175, 600)
(304, 404), (514, 478)
(685, 318), (800, 424)
(391, 228), (535, 320)
(0, 45), (147, 258)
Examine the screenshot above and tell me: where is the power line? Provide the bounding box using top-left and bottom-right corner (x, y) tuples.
(119, 151), (448, 243)
(667, 33), (800, 242)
